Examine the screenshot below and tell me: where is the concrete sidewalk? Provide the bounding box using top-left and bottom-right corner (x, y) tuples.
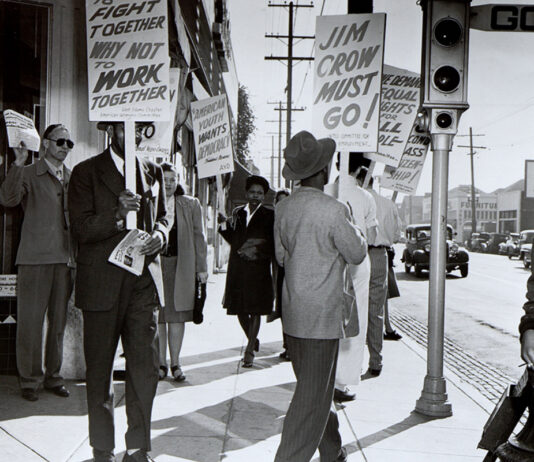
(0, 271), (495, 461)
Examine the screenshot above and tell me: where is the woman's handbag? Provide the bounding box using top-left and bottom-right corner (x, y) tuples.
(193, 280), (207, 324)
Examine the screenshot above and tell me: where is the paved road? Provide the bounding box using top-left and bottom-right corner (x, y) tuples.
(392, 245), (530, 380)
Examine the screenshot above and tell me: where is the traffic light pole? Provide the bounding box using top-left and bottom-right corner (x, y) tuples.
(415, 132), (453, 417)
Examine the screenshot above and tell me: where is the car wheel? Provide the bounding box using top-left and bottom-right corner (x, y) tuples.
(524, 259), (531, 269)
(414, 265), (423, 278)
(460, 264), (468, 278)
(404, 262), (411, 273)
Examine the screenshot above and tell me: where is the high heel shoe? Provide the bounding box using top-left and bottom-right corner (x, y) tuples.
(158, 365), (168, 380)
(171, 365), (186, 382)
(242, 350), (254, 368)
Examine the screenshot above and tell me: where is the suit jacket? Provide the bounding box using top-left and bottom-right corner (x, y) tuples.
(68, 148), (169, 311)
(0, 157), (73, 266)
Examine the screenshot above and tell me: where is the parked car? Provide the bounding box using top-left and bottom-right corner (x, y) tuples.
(519, 230), (534, 266)
(469, 232), (491, 252)
(483, 233), (508, 254)
(401, 224), (469, 278)
(499, 233), (520, 258)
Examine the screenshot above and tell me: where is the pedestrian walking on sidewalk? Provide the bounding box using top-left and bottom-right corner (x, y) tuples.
(68, 121), (168, 462)
(384, 246), (402, 341)
(364, 175), (402, 377)
(268, 188), (291, 361)
(327, 160), (378, 403)
(218, 175), (274, 368)
(274, 131), (367, 462)
(157, 163), (208, 382)
(0, 124), (75, 402)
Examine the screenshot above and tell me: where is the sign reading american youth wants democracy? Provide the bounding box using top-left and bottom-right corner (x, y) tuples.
(85, 0), (170, 121)
(313, 13), (385, 152)
(191, 94), (235, 179)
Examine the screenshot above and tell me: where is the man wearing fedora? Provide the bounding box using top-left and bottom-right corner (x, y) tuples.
(68, 121), (168, 462)
(274, 130), (367, 462)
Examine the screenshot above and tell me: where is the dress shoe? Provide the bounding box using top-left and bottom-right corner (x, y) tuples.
(335, 447), (347, 461)
(242, 350), (254, 368)
(384, 330), (402, 341)
(334, 387), (356, 402)
(21, 389), (38, 401)
(171, 365), (186, 382)
(158, 365), (168, 380)
(93, 448), (116, 462)
(46, 385), (70, 397)
(368, 368), (382, 377)
(122, 449), (154, 461)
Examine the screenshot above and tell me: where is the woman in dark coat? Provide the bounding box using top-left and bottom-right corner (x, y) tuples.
(218, 175), (274, 367)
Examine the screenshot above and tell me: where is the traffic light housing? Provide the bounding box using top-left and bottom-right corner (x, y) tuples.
(420, 0), (471, 135)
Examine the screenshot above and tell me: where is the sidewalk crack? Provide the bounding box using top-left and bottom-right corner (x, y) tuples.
(0, 426), (49, 461)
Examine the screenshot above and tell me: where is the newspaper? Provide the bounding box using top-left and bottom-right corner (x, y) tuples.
(3, 109), (41, 152)
(108, 229), (150, 276)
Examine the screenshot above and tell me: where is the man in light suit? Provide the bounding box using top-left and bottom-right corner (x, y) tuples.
(0, 124), (75, 402)
(68, 121), (168, 462)
(274, 131), (367, 462)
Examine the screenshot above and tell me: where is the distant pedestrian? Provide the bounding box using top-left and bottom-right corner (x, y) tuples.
(0, 124), (75, 402)
(274, 131), (366, 462)
(363, 174), (402, 376)
(218, 175), (274, 368)
(157, 163), (208, 382)
(270, 189), (291, 360)
(384, 246), (402, 341)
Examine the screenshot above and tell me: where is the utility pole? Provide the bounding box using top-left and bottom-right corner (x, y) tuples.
(457, 128), (486, 240)
(271, 136), (275, 186)
(265, 1), (314, 169)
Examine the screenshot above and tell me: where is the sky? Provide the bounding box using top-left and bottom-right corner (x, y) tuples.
(227, 0), (534, 197)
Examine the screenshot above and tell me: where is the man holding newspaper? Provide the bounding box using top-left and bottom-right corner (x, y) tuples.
(68, 121), (168, 462)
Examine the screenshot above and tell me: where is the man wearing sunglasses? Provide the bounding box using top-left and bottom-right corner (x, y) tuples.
(0, 123), (75, 402)
(68, 121), (168, 462)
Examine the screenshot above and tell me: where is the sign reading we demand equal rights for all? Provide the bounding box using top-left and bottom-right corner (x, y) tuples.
(85, 0), (170, 121)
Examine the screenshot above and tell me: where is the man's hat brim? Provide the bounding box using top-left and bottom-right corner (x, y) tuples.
(282, 138), (336, 181)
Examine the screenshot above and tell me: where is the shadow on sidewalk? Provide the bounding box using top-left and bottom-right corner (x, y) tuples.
(345, 411), (439, 455)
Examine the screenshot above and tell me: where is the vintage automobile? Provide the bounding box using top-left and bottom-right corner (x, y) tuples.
(402, 224), (469, 278)
(469, 232), (491, 252)
(499, 233), (520, 258)
(483, 232), (508, 254)
(519, 230), (534, 266)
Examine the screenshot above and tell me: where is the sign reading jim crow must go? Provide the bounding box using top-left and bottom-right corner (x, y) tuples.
(470, 4), (534, 32)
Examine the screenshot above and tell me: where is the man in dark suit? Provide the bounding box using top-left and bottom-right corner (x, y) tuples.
(68, 121), (168, 462)
(0, 124), (75, 402)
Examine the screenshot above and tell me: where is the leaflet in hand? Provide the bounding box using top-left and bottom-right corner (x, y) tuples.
(3, 110), (41, 152)
(108, 229), (150, 276)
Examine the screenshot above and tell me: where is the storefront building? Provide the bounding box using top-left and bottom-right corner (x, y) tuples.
(0, 0), (239, 376)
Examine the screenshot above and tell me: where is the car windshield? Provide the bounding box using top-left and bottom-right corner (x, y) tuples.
(414, 227), (453, 240)
(522, 232), (534, 243)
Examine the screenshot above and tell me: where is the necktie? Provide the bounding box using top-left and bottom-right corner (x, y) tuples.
(56, 169), (63, 183)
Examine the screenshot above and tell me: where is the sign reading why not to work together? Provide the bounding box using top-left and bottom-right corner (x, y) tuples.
(313, 13), (385, 152)
(191, 94), (235, 179)
(85, 0), (170, 121)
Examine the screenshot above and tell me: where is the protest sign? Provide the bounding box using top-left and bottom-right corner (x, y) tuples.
(85, 0), (170, 121)
(191, 94), (234, 179)
(313, 13), (385, 152)
(3, 110), (41, 152)
(365, 65), (421, 168)
(136, 68), (180, 158)
(380, 123), (431, 195)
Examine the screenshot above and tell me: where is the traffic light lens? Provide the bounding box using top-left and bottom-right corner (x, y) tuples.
(433, 66), (460, 92)
(436, 112), (453, 129)
(434, 18), (463, 47)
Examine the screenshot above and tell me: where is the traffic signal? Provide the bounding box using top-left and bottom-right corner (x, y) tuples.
(420, 0), (471, 135)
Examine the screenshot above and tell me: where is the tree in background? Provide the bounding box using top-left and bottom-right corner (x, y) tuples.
(236, 84), (256, 165)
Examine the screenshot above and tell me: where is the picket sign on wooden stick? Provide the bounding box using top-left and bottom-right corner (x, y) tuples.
(124, 121), (137, 230)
